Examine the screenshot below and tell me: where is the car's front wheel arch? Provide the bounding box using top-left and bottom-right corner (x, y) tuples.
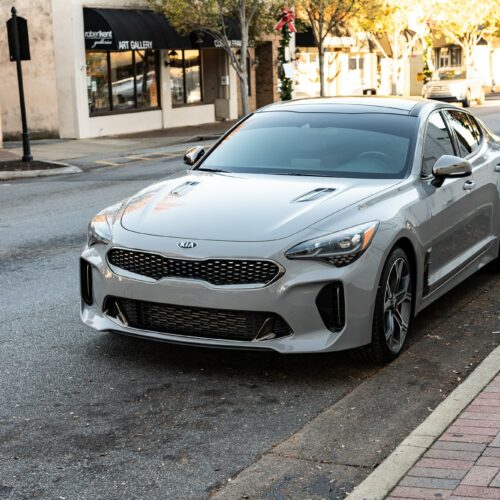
(353, 243), (416, 363)
(390, 238), (418, 318)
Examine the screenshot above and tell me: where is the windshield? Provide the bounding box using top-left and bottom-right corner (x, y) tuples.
(199, 111), (417, 179)
(436, 69), (466, 80)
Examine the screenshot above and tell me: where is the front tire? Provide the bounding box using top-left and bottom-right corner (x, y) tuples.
(354, 248), (414, 363)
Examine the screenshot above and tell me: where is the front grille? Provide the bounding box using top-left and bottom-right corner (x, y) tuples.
(107, 248), (281, 286)
(104, 296), (292, 342)
(316, 282), (346, 332)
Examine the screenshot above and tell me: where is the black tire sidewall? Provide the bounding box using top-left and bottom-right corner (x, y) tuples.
(372, 247), (413, 361)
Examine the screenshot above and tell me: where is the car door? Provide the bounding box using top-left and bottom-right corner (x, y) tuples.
(445, 110), (499, 252)
(421, 110), (477, 296)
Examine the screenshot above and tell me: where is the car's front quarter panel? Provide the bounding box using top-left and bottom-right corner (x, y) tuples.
(81, 213), (404, 353)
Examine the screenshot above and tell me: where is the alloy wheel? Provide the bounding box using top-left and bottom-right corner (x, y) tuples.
(383, 257), (412, 353)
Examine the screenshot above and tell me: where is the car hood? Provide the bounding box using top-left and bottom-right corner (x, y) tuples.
(120, 171), (400, 242)
(428, 79), (467, 86)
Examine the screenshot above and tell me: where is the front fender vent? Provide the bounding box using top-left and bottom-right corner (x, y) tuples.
(316, 282), (345, 332)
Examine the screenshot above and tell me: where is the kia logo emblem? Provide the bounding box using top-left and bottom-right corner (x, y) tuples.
(178, 241), (197, 249)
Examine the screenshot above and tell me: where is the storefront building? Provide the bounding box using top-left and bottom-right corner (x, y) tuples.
(293, 28), (379, 98)
(0, 0), (247, 140)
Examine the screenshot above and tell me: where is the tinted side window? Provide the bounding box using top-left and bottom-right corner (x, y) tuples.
(422, 112), (455, 177)
(466, 114), (482, 146)
(445, 110), (480, 157)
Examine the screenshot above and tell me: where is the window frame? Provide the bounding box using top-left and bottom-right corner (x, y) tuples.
(442, 109), (484, 160)
(86, 49), (161, 117)
(170, 49), (204, 107)
(420, 110), (457, 179)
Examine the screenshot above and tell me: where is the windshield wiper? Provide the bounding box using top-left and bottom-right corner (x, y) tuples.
(197, 168), (229, 173)
(274, 172), (332, 177)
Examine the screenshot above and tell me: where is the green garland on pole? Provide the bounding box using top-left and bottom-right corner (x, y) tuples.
(278, 25), (293, 101)
(274, 8), (296, 101)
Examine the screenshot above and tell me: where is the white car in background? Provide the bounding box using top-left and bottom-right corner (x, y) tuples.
(422, 67), (486, 107)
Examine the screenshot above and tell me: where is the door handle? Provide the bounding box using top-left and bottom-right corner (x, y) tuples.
(463, 180), (476, 191)
(495, 164), (500, 173)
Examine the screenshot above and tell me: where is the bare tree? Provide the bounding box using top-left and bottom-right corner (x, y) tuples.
(365, 0), (434, 95)
(297, 0), (363, 96)
(150, 0), (278, 115)
(432, 0), (500, 68)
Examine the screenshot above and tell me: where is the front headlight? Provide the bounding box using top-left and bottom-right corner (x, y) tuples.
(87, 202), (126, 246)
(285, 222), (379, 267)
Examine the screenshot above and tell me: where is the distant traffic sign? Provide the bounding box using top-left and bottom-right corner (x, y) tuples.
(7, 13), (30, 61)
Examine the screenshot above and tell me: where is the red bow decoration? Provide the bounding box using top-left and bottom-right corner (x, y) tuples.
(274, 8), (297, 33)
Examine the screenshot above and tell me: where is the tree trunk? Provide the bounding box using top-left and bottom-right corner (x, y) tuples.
(318, 44), (325, 97)
(390, 59), (398, 95)
(239, 4), (250, 116)
(239, 70), (250, 116)
(463, 41), (473, 69)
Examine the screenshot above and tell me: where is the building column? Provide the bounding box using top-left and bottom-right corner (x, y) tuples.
(161, 49), (173, 129)
(0, 101), (3, 148)
(51, 0), (84, 138)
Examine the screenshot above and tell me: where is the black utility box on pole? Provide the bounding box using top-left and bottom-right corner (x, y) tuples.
(7, 6), (32, 162)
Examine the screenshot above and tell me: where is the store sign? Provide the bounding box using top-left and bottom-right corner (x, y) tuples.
(117, 40), (154, 50)
(85, 29), (154, 50)
(85, 30), (113, 49)
(214, 39), (241, 48)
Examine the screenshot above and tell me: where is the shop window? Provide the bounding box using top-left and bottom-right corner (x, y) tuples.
(110, 51), (135, 111)
(86, 52), (110, 113)
(450, 47), (461, 67)
(169, 49), (202, 106)
(348, 57), (364, 71)
(86, 50), (160, 115)
(435, 46), (461, 69)
(136, 50), (159, 108)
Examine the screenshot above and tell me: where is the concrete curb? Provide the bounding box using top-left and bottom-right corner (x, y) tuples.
(348, 344), (500, 500)
(0, 162), (82, 180)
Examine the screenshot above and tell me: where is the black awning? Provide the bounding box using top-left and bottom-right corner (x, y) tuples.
(190, 19), (242, 48)
(83, 8), (191, 51)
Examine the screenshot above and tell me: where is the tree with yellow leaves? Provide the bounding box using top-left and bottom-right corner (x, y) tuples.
(432, 0), (500, 68)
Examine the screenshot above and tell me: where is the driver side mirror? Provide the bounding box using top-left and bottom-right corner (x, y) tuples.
(184, 146), (205, 166)
(432, 155), (472, 187)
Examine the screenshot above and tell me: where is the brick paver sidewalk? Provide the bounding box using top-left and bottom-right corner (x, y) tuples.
(388, 373), (500, 499)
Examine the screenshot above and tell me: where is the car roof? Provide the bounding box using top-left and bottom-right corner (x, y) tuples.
(257, 96), (434, 116)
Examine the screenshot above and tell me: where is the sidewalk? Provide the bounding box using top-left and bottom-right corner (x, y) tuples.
(0, 120), (235, 164)
(389, 374), (500, 499)
(351, 346), (500, 499)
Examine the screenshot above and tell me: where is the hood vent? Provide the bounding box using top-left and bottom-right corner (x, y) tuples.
(170, 181), (200, 197)
(292, 188), (336, 203)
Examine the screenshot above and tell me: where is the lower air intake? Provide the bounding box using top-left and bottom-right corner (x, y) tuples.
(104, 296), (292, 342)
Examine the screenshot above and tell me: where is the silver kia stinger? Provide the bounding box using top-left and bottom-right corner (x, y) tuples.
(80, 97), (500, 362)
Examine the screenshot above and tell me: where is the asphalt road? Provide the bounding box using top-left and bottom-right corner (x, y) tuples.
(1, 103), (500, 500)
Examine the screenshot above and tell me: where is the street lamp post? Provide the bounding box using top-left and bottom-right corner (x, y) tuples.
(9, 6), (32, 162)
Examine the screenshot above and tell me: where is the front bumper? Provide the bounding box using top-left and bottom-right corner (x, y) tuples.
(423, 92), (464, 103)
(80, 235), (382, 354)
